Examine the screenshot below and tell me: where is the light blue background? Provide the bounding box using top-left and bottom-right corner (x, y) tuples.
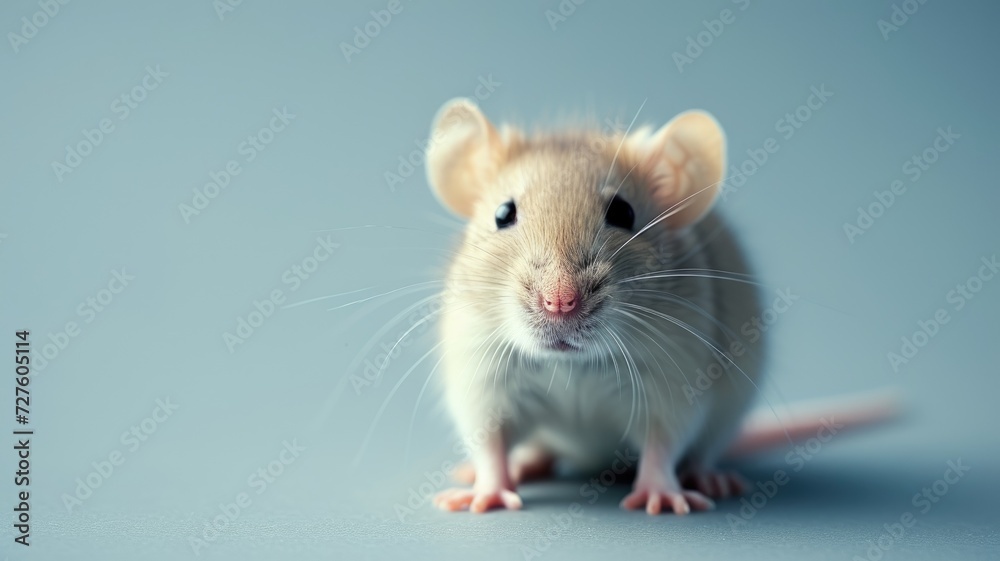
(1, 1), (998, 560)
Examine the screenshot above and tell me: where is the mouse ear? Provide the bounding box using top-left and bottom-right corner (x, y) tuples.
(425, 98), (505, 218)
(629, 110), (726, 229)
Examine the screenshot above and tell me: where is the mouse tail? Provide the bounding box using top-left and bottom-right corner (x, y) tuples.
(724, 389), (901, 458)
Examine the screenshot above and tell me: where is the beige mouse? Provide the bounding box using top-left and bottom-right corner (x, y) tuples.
(422, 98), (891, 515)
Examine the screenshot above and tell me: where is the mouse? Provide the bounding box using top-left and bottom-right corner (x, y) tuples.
(421, 98), (893, 515)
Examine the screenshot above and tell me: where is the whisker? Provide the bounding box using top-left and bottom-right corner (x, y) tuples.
(328, 281), (443, 311)
(403, 349), (450, 468)
(610, 309), (681, 405)
(602, 321), (643, 443)
(310, 293), (447, 431)
(592, 100), (648, 249)
(371, 299), (473, 387)
(611, 175), (723, 259)
(625, 288), (744, 351)
(546, 361), (559, 395)
(594, 161), (642, 257)
(620, 301), (792, 447)
(603, 99), (647, 193)
(352, 340), (446, 467)
(619, 272), (762, 291)
(503, 339), (518, 393)
(282, 286), (378, 310)
(597, 328), (623, 398)
(312, 224), (454, 235)
(471, 325), (510, 397)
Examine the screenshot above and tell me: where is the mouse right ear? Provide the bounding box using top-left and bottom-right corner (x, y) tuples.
(627, 110), (726, 229)
(425, 98), (505, 218)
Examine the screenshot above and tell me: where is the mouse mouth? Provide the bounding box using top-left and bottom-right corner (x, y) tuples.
(531, 314), (599, 354)
(546, 339), (579, 352)
(519, 289), (605, 356)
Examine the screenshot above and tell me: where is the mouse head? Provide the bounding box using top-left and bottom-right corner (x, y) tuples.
(425, 98), (726, 359)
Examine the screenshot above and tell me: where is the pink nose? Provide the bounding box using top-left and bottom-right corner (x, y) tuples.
(541, 288), (579, 316)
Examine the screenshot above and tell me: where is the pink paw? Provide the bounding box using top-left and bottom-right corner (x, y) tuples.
(621, 484), (715, 515)
(681, 470), (748, 499)
(451, 462), (476, 485)
(433, 486), (523, 513)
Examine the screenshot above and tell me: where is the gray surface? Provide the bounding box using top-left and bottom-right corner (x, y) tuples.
(2, 1), (999, 560)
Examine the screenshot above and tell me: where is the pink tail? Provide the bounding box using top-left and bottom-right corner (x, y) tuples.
(725, 389), (901, 458)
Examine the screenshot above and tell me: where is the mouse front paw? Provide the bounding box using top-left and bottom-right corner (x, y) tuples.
(621, 482), (715, 515)
(433, 486), (523, 513)
(680, 469), (748, 499)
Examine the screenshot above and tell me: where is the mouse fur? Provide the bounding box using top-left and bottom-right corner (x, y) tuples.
(423, 98), (789, 514)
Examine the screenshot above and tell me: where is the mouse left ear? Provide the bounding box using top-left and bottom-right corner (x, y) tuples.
(425, 98), (507, 218)
(627, 110), (726, 229)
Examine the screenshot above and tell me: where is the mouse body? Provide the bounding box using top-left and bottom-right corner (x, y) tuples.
(424, 98), (764, 515)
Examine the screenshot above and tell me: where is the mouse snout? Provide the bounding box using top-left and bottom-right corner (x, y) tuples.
(538, 277), (580, 318)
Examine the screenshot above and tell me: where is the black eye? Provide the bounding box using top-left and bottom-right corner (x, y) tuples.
(495, 200), (517, 229)
(605, 195), (634, 230)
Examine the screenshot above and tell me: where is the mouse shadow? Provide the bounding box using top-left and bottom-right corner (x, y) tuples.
(515, 458), (927, 516)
